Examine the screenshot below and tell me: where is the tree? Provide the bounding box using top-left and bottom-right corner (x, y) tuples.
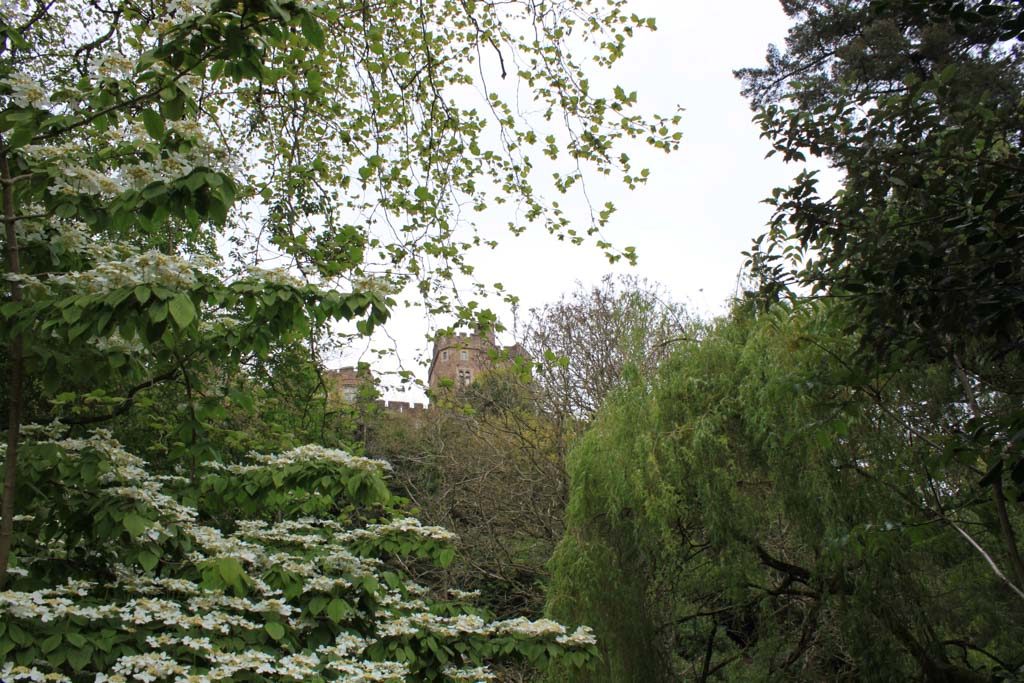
(548, 301), (1024, 681)
(737, 0), (1024, 592)
(0, 0), (675, 677)
(371, 366), (568, 620)
(737, 0), (1024, 363)
(522, 274), (689, 421)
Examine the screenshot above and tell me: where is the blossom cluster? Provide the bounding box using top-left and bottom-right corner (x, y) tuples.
(21, 109), (239, 199)
(48, 250), (200, 295)
(206, 443), (393, 475)
(245, 265), (307, 288)
(1, 429), (596, 680)
(1, 71), (50, 109)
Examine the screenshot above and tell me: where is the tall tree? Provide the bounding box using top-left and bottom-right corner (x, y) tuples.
(737, 0), (1024, 361)
(0, 0), (678, 583)
(548, 302), (1024, 682)
(737, 0), (1024, 590)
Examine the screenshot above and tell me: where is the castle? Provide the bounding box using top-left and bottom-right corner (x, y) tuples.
(427, 329), (528, 393)
(325, 329), (528, 412)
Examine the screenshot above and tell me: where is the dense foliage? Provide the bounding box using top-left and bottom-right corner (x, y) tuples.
(2, 427), (597, 681)
(0, 0), (678, 678)
(738, 0), (1024, 362)
(548, 2), (1024, 680)
(548, 302), (1024, 681)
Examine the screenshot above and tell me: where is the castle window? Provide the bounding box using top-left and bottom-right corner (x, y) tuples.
(441, 350), (448, 361)
(341, 386), (357, 402)
(460, 350), (469, 361)
(457, 368), (472, 386)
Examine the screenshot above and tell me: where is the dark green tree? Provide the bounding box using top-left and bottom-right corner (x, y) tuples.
(737, 0), (1024, 591)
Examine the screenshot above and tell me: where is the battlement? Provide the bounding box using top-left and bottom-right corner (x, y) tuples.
(375, 399), (428, 415)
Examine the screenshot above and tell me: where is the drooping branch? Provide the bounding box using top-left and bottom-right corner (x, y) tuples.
(953, 354), (1024, 594)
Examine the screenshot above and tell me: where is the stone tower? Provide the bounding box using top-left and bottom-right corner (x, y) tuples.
(427, 329), (527, 393)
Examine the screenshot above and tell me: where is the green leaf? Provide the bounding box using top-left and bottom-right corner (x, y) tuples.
(141, 109), (164, 139)
(149, 301), (168, 322)
(134, 285), (152, 304)
(67, 645), (94, 672)
(326, 597), (351, 623)
(8, 622), (30, 645)
(217, 557), (244, 585)
(265, 622), (286, 640)
(123, 512), (150, 537)
(138, 550), (159, 572)
(301, 12), (325, 48)
(40, 633), (62, 653)
(169, 294), (196, 328)
(8, 123), (36, 148)
(438, 548), (456, 568)
(308, 595), (329, 616)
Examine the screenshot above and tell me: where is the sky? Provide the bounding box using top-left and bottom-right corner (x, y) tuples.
(339, 1), (812, 402)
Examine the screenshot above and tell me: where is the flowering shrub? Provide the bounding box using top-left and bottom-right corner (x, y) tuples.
(0, 429), (596, 680)
(0, 0), (669, 676)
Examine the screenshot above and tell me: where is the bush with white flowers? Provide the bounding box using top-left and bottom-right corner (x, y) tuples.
(0, 428), (596, 680)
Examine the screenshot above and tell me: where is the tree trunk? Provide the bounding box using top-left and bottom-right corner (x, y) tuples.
(0, 147), (24, 588)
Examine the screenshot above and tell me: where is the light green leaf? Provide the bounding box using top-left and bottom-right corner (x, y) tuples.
(138, 550), (159, 572)
(326, 597), (350, 623)
(67, 645), (93, 672)
(40, 633), (62, 653)
(169, 294), (196, 328)
(265, 622), (286, 640)
(217, 557), (244, 585)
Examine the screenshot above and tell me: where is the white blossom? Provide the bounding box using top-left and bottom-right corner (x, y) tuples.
(1, 71), (50, 109)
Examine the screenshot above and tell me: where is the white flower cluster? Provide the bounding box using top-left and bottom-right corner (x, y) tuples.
(326, 660), (409, 681)
(1, 71), (50, 109)
(245, 265), (307, 288)
(492, 616), (568, 638)
(16, 214), (125, 263)
(24, 120), (235, 197)
(373, 611), (596, 645)
(556, 625), (599, 647)
(49, 250), (199, 295)
(158, 0), (218, 31)
(2, 430), (596, 681)
(50, 164), (129, 196)
(90, 51), (136, 80)
(109, 651), (187, 682)
(443, 664), (497, 681)
(0, 582), (118, 623)
(207, 444), (392, 474)
(120, 597), (261, 633)
(348, 516), (457, 543)
(0, 663), (71, 682)
(91, 333), (147, 354)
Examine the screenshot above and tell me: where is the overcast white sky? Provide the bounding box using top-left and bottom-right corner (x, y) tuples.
(340, 1), (811, 402)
